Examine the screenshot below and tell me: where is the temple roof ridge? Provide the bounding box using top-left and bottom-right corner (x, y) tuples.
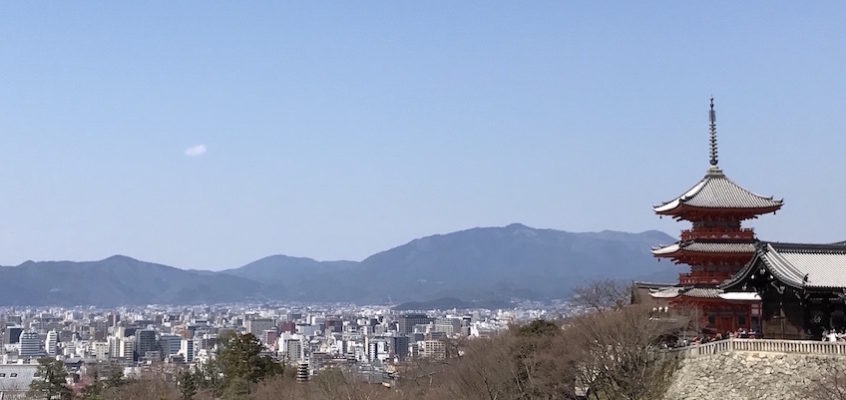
(723, 241), (846, 291)
(653, 169), (783, 215)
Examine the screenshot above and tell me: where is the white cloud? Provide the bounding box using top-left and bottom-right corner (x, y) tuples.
(184, 144), (207, 157)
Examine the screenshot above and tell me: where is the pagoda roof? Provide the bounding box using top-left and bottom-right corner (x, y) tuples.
(652, 241), (756, 257)
(723, 242), (846, 290)
(647, 287), (755, 300)
(654, 167), (783, 216)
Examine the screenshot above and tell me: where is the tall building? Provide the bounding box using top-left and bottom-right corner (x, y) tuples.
(246, 318), (276, 338)
(19, 331), (42, 357)
(120, 337), (136, 361)
(285, 338), (303, 364)
(422, 340), (446, 360)
(108, 336), (121, 358)
(91, 342), (110, 361)
(4, 326), (23, 345)
(650, 99), (782, 334)
(389, 336), (409, 361)
(136, 329), (157, 358)
(398, 314), (430, 335)
(45, 330), (58, 356)
(367, 339), (388, 363)
(179, 339), (194, 363)
(159, 334), (182, 356)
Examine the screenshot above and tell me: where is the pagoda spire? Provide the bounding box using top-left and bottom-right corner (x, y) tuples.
(709, 97), (718, 166)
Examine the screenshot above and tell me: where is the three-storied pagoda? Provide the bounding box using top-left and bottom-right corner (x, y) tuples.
(650, 99), (783, 334)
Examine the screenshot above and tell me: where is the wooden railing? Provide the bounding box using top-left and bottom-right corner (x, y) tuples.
(668, 339), (846, 358)
(678, 272), (732, 285)
(680, 228), (755, 241)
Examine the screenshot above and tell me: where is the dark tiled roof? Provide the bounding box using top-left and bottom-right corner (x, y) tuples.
(652, 241), (756, 256)
(654, 167), (782, 214)
(758, 242), (846, 289)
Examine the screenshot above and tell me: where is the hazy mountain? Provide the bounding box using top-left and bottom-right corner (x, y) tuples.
(0, 224), (678, 306)
(0, 255), (264, 306)
(224, 224), (678, 303)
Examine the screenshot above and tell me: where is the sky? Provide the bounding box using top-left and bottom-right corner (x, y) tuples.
(1, 2), (845, 269)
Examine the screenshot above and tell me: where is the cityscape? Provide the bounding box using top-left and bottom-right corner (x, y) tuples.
(0, 301), (571, 397)
(3, 2), (846, 400)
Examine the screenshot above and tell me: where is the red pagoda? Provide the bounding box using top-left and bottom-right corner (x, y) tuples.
(650, 99), (783, 334)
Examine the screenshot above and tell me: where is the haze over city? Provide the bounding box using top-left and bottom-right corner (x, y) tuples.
(2, 2), (845, 269)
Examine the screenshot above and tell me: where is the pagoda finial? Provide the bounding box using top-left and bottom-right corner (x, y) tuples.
(709, 97), (718, 166)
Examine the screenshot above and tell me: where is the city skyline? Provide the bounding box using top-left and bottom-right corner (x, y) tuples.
(2, 2), (845, 268)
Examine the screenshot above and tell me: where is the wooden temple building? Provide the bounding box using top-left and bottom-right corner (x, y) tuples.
(636, 99), (846, 340)
(642, 99), (783, 335)
(721, 242), (846, 339)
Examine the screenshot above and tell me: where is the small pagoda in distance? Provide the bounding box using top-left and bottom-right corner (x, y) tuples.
(650, 98), (783, 334)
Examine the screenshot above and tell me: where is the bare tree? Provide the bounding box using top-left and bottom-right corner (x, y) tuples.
(572, 279), (631, 313)
(568, 304), (684, 400)
(802, 359), (846, 400)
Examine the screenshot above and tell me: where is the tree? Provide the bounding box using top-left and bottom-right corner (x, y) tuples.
(572, 279), (631, 313)
(177, 371), (197, 400)
(28, 358), (72, 400)
(569, 304), (684, 400)
(207, 332), (283, 396)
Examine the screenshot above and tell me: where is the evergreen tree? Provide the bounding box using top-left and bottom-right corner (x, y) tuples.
(214, 332), (283, 396)
(28, 358), (72, 400)
(177, 370), (197, 400)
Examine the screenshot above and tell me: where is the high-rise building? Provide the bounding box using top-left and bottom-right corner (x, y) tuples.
(91, 342), (110, 361)
(120, 337), (136, 361)
(399, 314), (430, 335)
(179, 339), (194, 363)
(422, 340), (446, 360)
(108, 336), (121, 358)
(285, 339), (303, 364)
(159, 334), (182, 356)
(4, 326), (23, 345)
(136, 329), (157, 358)
(367, 339), (388, 363)
(389, 336), (409, 361)
(19, 331), (42, 357)
(45, 330), (58, 356)
(246, 318), (276, 339)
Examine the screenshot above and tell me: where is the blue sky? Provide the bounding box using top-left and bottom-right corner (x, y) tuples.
(1, 2), (845, 269)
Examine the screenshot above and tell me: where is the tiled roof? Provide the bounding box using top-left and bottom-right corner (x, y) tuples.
(654, 167), (782, 214)
(650, 287), (682, 298)
(757, 242), (846, 289)
(0, 365), (37, 393)
(682, 288), (723, 298)
(652, 241), (756, 256)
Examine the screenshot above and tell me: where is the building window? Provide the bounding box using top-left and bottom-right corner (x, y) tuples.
(738, 315), (747, 326)
(10, 373), (17, 378)
(0, 373), (5, 377)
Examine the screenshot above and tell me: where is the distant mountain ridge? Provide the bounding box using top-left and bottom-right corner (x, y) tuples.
(0, 224), (677, 306)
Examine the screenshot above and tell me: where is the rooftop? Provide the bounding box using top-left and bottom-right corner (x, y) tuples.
(654, 167), (783, 216)
(724, 242), (846, 290)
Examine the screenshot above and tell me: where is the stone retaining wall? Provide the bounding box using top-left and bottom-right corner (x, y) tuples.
(663, 352), (836, 400)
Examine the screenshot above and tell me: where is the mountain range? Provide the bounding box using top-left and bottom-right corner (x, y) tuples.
(0, 224), (677, 306)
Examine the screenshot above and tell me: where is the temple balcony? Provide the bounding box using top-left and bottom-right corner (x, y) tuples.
(679, 272), (733, 286)
(680, 228), (755, 242)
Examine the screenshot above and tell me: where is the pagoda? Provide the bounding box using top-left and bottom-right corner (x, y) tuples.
(650, 99), (783, 334)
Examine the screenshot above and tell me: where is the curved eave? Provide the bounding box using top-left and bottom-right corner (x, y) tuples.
(719, 251), (764, 290)
(652, 243), (681, 256)
(654, 202), (783, 218)
(652, 247), (756, 259)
